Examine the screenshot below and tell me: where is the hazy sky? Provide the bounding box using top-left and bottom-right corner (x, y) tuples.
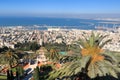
(0, 0), (120, 18)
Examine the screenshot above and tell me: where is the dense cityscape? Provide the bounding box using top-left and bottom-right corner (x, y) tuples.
(1, 26), (120, 51)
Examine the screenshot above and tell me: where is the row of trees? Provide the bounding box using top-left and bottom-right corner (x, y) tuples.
(44, 42), (68, 52)
(7, 66), (24, 80)
(15, 41), (40, 51)
(7, 70), (14, 80)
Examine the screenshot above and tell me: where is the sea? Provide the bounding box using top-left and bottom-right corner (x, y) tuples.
(0, 17), (120, 30)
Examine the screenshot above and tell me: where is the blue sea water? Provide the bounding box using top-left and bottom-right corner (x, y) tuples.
(0, 17), (119, 30)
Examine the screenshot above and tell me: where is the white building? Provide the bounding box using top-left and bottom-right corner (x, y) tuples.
(36, 47), (48, 64)
(48, 27), (60, 31)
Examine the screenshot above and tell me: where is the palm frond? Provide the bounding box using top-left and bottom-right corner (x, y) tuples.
(99, 39), (112, 48)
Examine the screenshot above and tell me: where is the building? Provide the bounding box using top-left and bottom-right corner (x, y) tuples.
(36, 47), (48, 64)
(48, 27), (60, 31)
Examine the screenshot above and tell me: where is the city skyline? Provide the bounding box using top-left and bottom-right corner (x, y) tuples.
(0, 0), (120, 18)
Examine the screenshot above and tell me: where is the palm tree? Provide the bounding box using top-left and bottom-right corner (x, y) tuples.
(48, 32), (120, 80)
(2, 50), (19, 69)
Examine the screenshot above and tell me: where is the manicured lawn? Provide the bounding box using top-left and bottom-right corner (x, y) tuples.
(0, 75), (7, 80)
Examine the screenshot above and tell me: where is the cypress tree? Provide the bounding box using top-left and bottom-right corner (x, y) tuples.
(33, 66), (40, 80)
(10, 70), (14, 80)
(7, 70), (10, 80)
(16, 70), (19, 80)
(19, 66), (24, 76)
(16, 66), (24, 79)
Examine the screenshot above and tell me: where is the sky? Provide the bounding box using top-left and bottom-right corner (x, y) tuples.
(0, 0), (120, 18)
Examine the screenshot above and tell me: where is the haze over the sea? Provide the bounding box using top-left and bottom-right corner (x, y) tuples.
(0, 0), (120, 18)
